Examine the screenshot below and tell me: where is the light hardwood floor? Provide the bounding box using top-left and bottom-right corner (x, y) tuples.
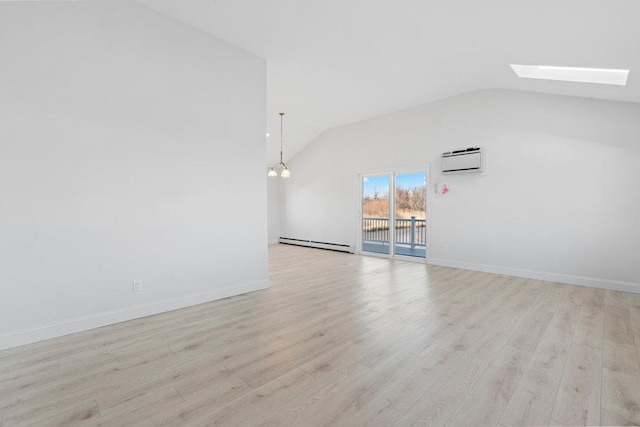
(1, 244), (640, 426)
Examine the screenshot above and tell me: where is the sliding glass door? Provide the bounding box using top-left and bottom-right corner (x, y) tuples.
(361, 175), (391, 255)
(361, 170), (427, 259)
(394, 172), (427, 258)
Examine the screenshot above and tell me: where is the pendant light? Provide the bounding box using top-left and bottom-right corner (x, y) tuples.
(267, 112), (291, 178)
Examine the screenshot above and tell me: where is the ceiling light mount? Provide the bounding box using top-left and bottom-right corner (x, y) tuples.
(268, 112), (291, 178)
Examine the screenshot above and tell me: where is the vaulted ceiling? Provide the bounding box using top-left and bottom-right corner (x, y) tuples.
(139, 0), (640, 164)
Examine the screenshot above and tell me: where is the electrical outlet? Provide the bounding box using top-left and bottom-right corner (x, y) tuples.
(132, 280), (142, 293)
(441, 244), (449, 253)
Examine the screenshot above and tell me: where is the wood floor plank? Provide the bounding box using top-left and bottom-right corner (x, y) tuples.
(0, 245), (637, 426)
(157, 370), (294, 426)
(499, 288), (583, 426)
(252, 364), (372, 426)
(628, 293), (640, 329)
(370, 323), (515, 427)
(90, 387), (183, 426)
(604, 290), (636, 345)
(298, 339), (370, 379)
(292, 349), (421, 426)
(28, 400), (101, 427)
(550, 288), (605, 426)
(601, 291), (640, 425)
(138, 377), (254, 426)
(507, 310), (554, 352)
(354, 321), (433, 368)
(527, 281), (568, 314)
(351, 348), (456, 427)
(600, 406), (640, 426)
(402, 276), (514, 357)
(443, 345), (533, 427)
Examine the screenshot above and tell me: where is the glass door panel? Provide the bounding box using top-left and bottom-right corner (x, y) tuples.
(361, 175), (390, 255)
(394, 172), (426, 258)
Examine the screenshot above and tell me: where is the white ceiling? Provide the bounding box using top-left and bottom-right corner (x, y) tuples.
(138, 0), (640, 164)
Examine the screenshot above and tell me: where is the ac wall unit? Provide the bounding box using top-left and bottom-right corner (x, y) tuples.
(278, 237), (354, 254)
(441, 147), (483, 175)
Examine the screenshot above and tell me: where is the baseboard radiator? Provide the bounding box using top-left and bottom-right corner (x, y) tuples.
(278, 237), (354, 254)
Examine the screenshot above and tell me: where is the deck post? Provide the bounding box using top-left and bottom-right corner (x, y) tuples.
(410, 216), (416, 249)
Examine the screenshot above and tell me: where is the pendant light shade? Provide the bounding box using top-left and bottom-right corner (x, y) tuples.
(267, 112), (291, 178)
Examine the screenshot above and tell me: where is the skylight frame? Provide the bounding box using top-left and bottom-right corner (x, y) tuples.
(510, 64), (629, 86)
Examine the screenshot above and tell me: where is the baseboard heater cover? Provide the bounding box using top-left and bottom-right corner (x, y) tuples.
(279, 237), (354, 253)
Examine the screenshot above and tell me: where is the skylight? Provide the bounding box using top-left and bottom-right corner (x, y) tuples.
(510, 64), (629, 86)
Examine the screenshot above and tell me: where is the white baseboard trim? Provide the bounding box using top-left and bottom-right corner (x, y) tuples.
(0, 279), (269, 351)
(427, 257), (640, 294)
(268, 239), (280, 245)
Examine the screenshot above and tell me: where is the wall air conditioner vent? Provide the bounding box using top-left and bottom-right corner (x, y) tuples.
(278, 237), (354, 254)
(441, 147), (483, 175)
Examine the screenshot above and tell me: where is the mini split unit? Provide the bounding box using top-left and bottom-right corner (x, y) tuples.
(441, 147), (483, 175)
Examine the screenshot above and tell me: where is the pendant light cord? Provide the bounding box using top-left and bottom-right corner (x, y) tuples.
(268, 112), (290, 177)
(279, 112), (285, 165)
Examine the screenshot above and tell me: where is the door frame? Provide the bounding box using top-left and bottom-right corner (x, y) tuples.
(356, 165), (431, 263)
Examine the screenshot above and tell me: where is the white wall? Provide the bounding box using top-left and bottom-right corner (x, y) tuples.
(281, 90), (640, 291)
(0, 2), (267, 349)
